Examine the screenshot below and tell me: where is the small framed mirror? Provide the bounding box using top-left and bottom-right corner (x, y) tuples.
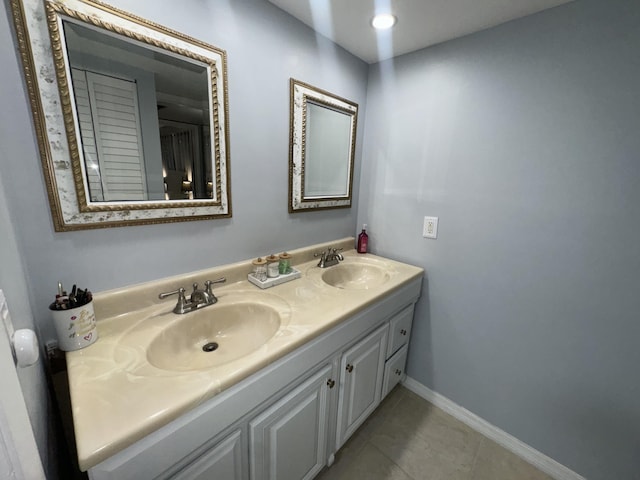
(289, 79), (358, 212)
(11, 0), (231, 230)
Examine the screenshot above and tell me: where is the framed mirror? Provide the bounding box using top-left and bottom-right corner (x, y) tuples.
(289, 79), (358, 212)
(10, 0), (231, 231)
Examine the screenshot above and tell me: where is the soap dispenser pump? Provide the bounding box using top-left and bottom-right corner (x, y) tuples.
(357, 224), (368, 253)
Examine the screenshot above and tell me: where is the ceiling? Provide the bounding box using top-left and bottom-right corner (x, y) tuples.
(267, 0), (574, 63)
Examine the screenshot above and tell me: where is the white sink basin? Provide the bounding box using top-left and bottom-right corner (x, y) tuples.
(146, 302), (281, 372)
(321, 263), (390, 290)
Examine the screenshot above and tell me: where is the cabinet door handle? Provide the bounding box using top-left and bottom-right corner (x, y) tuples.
(400, 329), (407, 335)
(395, 369), (402, 376)
(327, 379), (335, 389)
(346, 364), (354, 373)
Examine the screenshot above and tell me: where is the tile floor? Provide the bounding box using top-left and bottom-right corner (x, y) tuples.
(317, 386), (553, 480)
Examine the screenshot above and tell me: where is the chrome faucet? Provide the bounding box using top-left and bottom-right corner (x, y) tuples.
(314, 248), (344, 268)
(158, 278), (226, 314)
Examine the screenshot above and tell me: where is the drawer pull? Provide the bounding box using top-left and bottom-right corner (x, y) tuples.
(346, 364), (354, 373)
(327, 379), (336, 389)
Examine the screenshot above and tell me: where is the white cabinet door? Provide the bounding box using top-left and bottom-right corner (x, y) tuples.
(250, 364), (334, 480)
(0, 292), (45, 480)
(336, 324), (388, 449)
(170, 429), (245, 480)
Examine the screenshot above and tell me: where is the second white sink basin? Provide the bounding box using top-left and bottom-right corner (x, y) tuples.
(321, 263), (390, 290)
(146, 302), (281, 372)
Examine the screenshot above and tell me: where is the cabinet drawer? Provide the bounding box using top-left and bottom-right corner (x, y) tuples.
(387, 305), (414, 358)
(382, 344), (408, 399)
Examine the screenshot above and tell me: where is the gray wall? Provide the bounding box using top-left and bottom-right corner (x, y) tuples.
(359, 1), (640, 479)
(0, 0), (368, 343)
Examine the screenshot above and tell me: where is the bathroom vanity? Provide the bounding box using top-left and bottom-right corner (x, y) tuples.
(66, 238), (422, 479)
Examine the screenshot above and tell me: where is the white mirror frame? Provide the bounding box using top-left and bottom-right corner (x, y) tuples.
(289, 79), (358, 213)
(10, 0), (231, 231)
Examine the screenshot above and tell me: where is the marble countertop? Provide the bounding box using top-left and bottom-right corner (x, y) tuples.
(65, 238), (423, 471)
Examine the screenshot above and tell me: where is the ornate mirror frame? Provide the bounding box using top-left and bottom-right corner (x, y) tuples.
(289, 79), (358, 213)
(10, 0), (231, 231)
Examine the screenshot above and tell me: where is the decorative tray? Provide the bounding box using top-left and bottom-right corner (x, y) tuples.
(247, 267), (301, 289)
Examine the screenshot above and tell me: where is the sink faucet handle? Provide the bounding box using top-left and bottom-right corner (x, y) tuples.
(204, 278), (226, 294)
(192, 282), (199, 293)
(158, 287), (186, 300)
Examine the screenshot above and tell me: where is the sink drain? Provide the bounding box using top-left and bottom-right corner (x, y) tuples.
(202, 342), (219, 352)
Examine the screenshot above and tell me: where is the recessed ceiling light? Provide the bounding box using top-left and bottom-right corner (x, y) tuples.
(371, 13), (397, 30)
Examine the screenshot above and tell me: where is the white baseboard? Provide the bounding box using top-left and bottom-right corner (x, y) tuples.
(401, 377), (586, 480)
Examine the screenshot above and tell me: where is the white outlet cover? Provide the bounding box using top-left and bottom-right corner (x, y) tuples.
(423, 216), (438, 239)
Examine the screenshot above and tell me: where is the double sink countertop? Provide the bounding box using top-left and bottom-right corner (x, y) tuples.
(66, 238), (423, 471)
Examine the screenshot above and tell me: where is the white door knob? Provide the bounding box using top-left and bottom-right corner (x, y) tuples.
(12, 329), (39, 368)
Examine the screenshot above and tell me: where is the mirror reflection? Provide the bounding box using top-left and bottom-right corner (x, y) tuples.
(63, 20), (213, 202)
(304, 101), (353, 198)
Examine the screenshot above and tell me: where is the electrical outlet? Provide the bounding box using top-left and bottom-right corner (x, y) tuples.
(423, 216), (438, 239)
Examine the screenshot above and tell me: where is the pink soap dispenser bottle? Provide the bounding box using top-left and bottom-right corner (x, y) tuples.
(357, 224), (368, 253)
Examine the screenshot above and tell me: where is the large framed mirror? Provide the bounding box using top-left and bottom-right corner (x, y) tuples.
(289, 79), (358, 213)
(10, 0), (231, 231)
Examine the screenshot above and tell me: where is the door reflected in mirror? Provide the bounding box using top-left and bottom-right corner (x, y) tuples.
(289, 79), (358, 212)
(63, 20), (214, 203)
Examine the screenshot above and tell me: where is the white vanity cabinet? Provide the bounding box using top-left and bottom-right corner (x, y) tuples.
(335, 324), (388, 449)
(86, 277), (421, 480)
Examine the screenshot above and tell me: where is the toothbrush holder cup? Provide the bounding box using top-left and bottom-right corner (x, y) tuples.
(51, 300), (98, 351)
